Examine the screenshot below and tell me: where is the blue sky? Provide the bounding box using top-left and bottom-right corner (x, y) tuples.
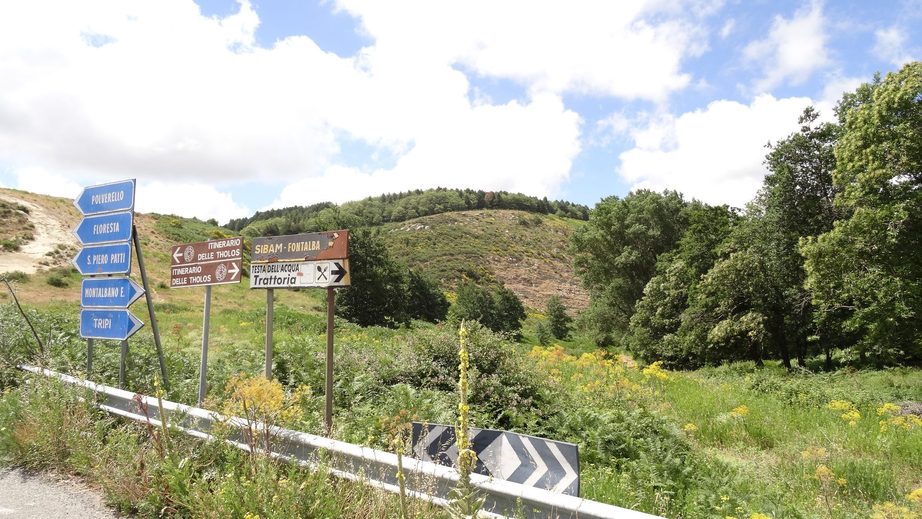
(0, 0), (918, 223)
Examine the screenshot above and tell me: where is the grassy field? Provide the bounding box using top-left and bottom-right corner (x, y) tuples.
(1, 191), (921, 518)
(1, 298), (920, 518)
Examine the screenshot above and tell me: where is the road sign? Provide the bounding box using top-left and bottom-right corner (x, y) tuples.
(171, 260), (242, 288)
(81, 278), (144, 308)
(80, 308), (144, 340)
(74, 179), (136, 216)
(251, 230), (348, 263)
(169, 237), (243, 266)
(249, 259), (350, 289)
(169, 237), (243, 288)
(73, 211), (133, 245)
(72, 242), (132, 276)
(412, 422), (580, 496)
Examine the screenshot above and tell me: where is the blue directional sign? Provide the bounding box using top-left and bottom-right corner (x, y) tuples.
(80, 309), (144, 340)
(74, 179), (136, 216)
(73, 211), (133, 245)
(72, 242), (132, 276)
(80, 278), (144, 308)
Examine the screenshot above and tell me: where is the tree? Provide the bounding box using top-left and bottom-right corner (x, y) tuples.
(406, 269), (449, 322)
(802, 62), (922, 366)
(546, 296), (571, 340)
(336, 228), (409, 327)
(452, 281), (526, 337)
(757, 106), (841, 368)
(571, 190), (688, 340)
(626, 203), (737, 366)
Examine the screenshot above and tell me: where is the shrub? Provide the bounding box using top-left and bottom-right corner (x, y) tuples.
(546, 296), (571, 339)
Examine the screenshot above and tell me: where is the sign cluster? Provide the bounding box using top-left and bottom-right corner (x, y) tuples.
(72, 180), (145, 340)
(249, 231), (350, 289)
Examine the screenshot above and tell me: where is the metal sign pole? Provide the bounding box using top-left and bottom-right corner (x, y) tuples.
(133, 225), (168, 388)
(325, 286), (334, 434)
(118, 340), (128, 387)
(87, 339), (94, 378)
(198, 285), (212, 406)
(265, 288), (274, 379)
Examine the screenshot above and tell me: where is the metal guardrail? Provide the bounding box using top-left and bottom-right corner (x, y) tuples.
(20, 365), (662, 519)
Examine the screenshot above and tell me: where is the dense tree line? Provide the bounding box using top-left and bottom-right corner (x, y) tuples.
(226, 188), (590, 234)
(575, 63), (922, 368)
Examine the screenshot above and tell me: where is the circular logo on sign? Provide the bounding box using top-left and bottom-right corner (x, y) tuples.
(183, 246), (195, 263)
(215, 263), (227, 282)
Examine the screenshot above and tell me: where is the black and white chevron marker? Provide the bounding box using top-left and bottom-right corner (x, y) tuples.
(411, 422), (580, 496)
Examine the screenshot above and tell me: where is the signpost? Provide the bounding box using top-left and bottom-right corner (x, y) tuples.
(73, 179), (136, 215)
(169, 237), (244, 405)
(72, 179), (167, 388)
(79, 309), (145, 340)
(249, 259), (349, 289)
(250, 230), (349, 433)
(72, 243), (133, 275)
(73, 211), (134, 245)
(80, 278), (144, 308)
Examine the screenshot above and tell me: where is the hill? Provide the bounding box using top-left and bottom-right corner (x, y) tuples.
(382, 210), (587, 310)
(0, 188), (587, 313)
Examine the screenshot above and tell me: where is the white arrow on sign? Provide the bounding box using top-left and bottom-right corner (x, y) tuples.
(548, 442), (578, 494)
(172, 247), (183, 263)
(228, 262), (240, 280)
(521, 436), (548, 487)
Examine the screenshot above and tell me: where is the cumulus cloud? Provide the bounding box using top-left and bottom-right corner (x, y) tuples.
(336, 0), (712, 101)
(15, 168), (82, 198)
(617, 95), (816, 207)
(136, 181), (250, 223)
(0, 0), (723, 218)
(743, 2), (830, 92)
(873, 27), (915, 66)
(271, 93), (581, 207)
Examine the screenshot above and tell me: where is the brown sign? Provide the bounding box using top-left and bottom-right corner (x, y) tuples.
(251, 230), (348, 263)
(250, 260), (350, 289)
(169, 237), (243, 288)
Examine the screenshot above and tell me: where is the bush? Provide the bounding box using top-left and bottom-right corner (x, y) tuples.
(391, 323), (551, 430)
(46, 275), (68, 288)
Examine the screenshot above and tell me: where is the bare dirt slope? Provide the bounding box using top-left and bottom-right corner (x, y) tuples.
(0, 189), (79, 275)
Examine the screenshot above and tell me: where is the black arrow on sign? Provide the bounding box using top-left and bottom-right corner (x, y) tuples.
(332, 262), (347, 282)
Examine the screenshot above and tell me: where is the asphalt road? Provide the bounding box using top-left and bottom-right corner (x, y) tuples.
(0, 468), (117, 518)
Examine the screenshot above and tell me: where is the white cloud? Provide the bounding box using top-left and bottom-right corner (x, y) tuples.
(0, 0), (718, 218)
(873, 27), (915, 66)
(271, 93), (581, 207)
(136, 181), (250, 223)
(820, 74), (866, 107)
(617, 95), (816, 207)
(15, 168), (82, 198)
(743, 2), (830, 92)
(336, 1), (712, 101)
(720, 19), (735, 39)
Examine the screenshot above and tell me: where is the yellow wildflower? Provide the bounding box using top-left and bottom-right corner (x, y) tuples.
(877, 403), (901, 416)
(837, 478), (847, 487)
(730, 405), (749, 417)
(750, 514), (772, 519)
(908, 487), (922, 505)
(683, 423), (698, 433)
(801, 447), (827, 460)
(642, 361), (669, 381)
(871, 502), (916, 519)
(814, 464), (835, 483)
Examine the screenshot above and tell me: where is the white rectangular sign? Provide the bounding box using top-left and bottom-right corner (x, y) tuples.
(249, 260), (350, 289)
